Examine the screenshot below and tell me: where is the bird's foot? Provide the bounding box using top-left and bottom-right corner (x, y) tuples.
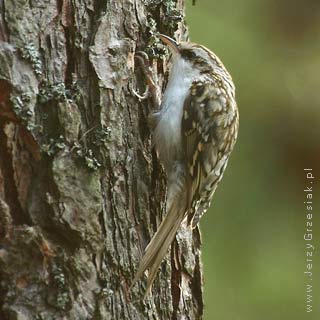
(133, 51), (161, 110)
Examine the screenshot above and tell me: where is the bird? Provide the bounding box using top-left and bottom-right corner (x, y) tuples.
(132, 34), (239, 294)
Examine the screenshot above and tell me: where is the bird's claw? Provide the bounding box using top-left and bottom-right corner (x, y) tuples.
(133, 86), (150, 101)
(134, 51), (161, 109)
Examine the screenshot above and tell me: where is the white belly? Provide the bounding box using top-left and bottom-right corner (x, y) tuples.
(153, 56), (198, 170)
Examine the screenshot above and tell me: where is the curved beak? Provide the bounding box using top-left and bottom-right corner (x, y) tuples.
(159, 34), (180, 53)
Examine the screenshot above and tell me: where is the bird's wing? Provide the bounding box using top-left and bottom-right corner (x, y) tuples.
(182, 78), (237, 227)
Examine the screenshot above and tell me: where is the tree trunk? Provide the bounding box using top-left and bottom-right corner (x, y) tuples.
(0, 0), (203, 319)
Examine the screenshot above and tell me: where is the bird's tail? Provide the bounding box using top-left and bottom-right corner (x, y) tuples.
(131, 201), (186, 295)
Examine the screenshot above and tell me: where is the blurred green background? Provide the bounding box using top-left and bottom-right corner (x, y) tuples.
(185, 1), (320, 319)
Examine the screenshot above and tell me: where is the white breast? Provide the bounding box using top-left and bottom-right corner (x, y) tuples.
(153, 55), (199, 170)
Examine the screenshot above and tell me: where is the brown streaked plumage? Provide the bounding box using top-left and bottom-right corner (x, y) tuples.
(132, 34), (239, 294)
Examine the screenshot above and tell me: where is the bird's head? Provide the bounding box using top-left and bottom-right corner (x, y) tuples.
(159, 34), (224, 73)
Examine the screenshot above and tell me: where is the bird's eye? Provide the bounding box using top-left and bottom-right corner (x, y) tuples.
(189, 51), (197, 59)
(181, 50), (197, 60)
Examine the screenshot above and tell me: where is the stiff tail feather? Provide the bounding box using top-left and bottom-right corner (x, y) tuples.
(131, 203), (186, 295)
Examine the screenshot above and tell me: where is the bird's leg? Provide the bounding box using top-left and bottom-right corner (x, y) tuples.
(133, 51), (161, 111)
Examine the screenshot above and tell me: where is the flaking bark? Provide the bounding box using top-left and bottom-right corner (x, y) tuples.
(0, 0), (203, 319)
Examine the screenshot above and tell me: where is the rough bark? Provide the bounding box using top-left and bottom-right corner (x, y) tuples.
(0, 0), (203, 319)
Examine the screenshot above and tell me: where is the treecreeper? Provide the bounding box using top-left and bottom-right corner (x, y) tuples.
(132, 34), (239, 295)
